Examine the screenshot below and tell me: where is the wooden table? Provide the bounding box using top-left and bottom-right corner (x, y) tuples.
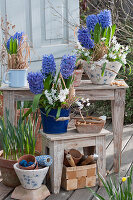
(41, 128), (109, 194)
(0, 80), (128, 173)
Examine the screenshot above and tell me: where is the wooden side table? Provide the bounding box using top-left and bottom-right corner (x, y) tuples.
(0, 80), (128, 173)
(41, 129), (109, 194)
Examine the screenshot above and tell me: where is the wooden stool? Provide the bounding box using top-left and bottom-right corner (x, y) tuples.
(41, 129), (109, 194)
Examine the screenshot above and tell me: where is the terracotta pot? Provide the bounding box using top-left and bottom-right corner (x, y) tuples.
(17, 108), (42, 153)
(64, 149), (82, 167)
(18, 154), (37, 170)
(0, 95), (3, 117)
(73, 69), (83, 87)
(0, 157), (20, 187)
(75, 116), (105, 134)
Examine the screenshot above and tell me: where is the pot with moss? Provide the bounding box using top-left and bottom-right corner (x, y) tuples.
(0, 110), (38, 187)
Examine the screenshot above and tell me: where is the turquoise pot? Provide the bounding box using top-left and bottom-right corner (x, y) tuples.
(3, 69), (27, 88)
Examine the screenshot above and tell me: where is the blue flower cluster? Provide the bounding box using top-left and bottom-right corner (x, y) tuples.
(97, 10), (112, 29)
(86, 14), (99, 32)
(78, 27), (94, 49)
(42, 54), (56, 77)
(60, 55), (76, 79)
(6, 32), (24, 50)
(27, 72), (44, 94)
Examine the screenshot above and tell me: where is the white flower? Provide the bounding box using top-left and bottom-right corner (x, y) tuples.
(84, 52), (88, 56)
(112, 36), (117, 44)
(58, 89), (69, 102)
(77, 41), (83, 50)
(125, 46), (129, 51)
(87, 102), (90, 107)
(86, 98), (90, 102)
(76, 101), (84, 109)
(121, 54), (127, 64)
(114, 43), (121, 51)
(81, 98), (86, 103)
(103, 54), (107, 59)
(101, 37), (106, 41)
(44, 90), (53, 105)
(109, 53), (116, 59)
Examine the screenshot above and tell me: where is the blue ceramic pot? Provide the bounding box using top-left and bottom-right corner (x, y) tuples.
(3, 69), (27, 88)
(40, 108), (70, 134)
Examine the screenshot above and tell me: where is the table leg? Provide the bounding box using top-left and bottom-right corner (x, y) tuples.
(111, 89), (126, 173)
(96, 136), (106, 186)
(49, 141), (64, 194)
(3, 91), (17, 125)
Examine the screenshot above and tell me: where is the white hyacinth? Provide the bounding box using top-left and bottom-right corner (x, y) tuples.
(58, 88), (69, 102)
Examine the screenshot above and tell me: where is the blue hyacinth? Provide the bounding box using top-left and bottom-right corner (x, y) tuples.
(86, 14), (99, 32)
(42, 54), (56, 77)
(97, 10), (112, 29)
(78, 27), (94, 49)
(6, 32), (24, 50)
(27, 72), (44, 94)
(60, 55), (76, 79)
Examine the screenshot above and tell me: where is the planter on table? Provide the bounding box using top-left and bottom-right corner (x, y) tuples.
(73, 69), (83, 87)
(83, 59), (122, 85)
(40, 108), (70, 134)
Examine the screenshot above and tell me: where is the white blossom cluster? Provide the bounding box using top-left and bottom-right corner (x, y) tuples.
(75, 98), (90, 110)
(45, 88), (69, 105)
(108, 36), (128, 64)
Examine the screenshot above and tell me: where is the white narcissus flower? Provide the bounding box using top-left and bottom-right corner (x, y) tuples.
(84, 52), (88, 56)
(121, 54), (127, 64)
(58, 89), (69, 102)
(109, 53), (116, 59)
(87, 102), (90, 107)
(114, 43), (121, 51)
(77, 41), (83, 50)
(103, 54), (107, 59)
(101, 37), (106, 41)
(125, 46), (129, 51)
(112, 36), (117, 44)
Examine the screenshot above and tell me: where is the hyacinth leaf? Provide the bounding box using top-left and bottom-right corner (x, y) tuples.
(111, 24), (116, 39)
(101, 62), (106, 76)
(94, 23), (101, 44)
(65, 76), (73, 89)
(43, 74), (52, 90)
(56, 107), (61, 119)
(13, 39), (17, 54)
(105, 27), (112, 46)
(5, 43), (10, 54)
(32, 94), (42, 112)
(9, 37), (13, 54)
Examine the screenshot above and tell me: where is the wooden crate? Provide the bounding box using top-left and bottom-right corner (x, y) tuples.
(61, 163), (96, 190)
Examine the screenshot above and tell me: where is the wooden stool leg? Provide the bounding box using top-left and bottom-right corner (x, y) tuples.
(111, 89), (126, 173)
(49, 141), (64, 194)
(96, 136), (106, 186)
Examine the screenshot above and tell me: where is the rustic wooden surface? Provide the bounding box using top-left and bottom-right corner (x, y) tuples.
(1, 122), (133, 200)
(0, 80), (128, 172)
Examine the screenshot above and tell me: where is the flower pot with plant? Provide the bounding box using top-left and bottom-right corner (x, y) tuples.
(3, 32), (30, 87)
(75, 10), (131, 85)
(73, 98), (106, 134)
(27, 54), (77, 134)
(0, 110), (38, 187)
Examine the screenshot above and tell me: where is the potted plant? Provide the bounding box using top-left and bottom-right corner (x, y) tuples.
(73, 98), (106, 133)
(0, 110), (38, 187)
(27, 54), (77, 134)
(75, 10), (131, 85)
(2, 31), (30, 87)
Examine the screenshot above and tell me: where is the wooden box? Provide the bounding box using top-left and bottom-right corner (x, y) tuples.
(61, 163), (96, 190)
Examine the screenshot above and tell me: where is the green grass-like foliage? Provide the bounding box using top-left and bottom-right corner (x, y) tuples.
(0, 109), (39, 160)
(88, 166), (133, 200)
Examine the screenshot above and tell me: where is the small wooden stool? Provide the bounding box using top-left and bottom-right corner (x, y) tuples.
(41, 129), (109, 194)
